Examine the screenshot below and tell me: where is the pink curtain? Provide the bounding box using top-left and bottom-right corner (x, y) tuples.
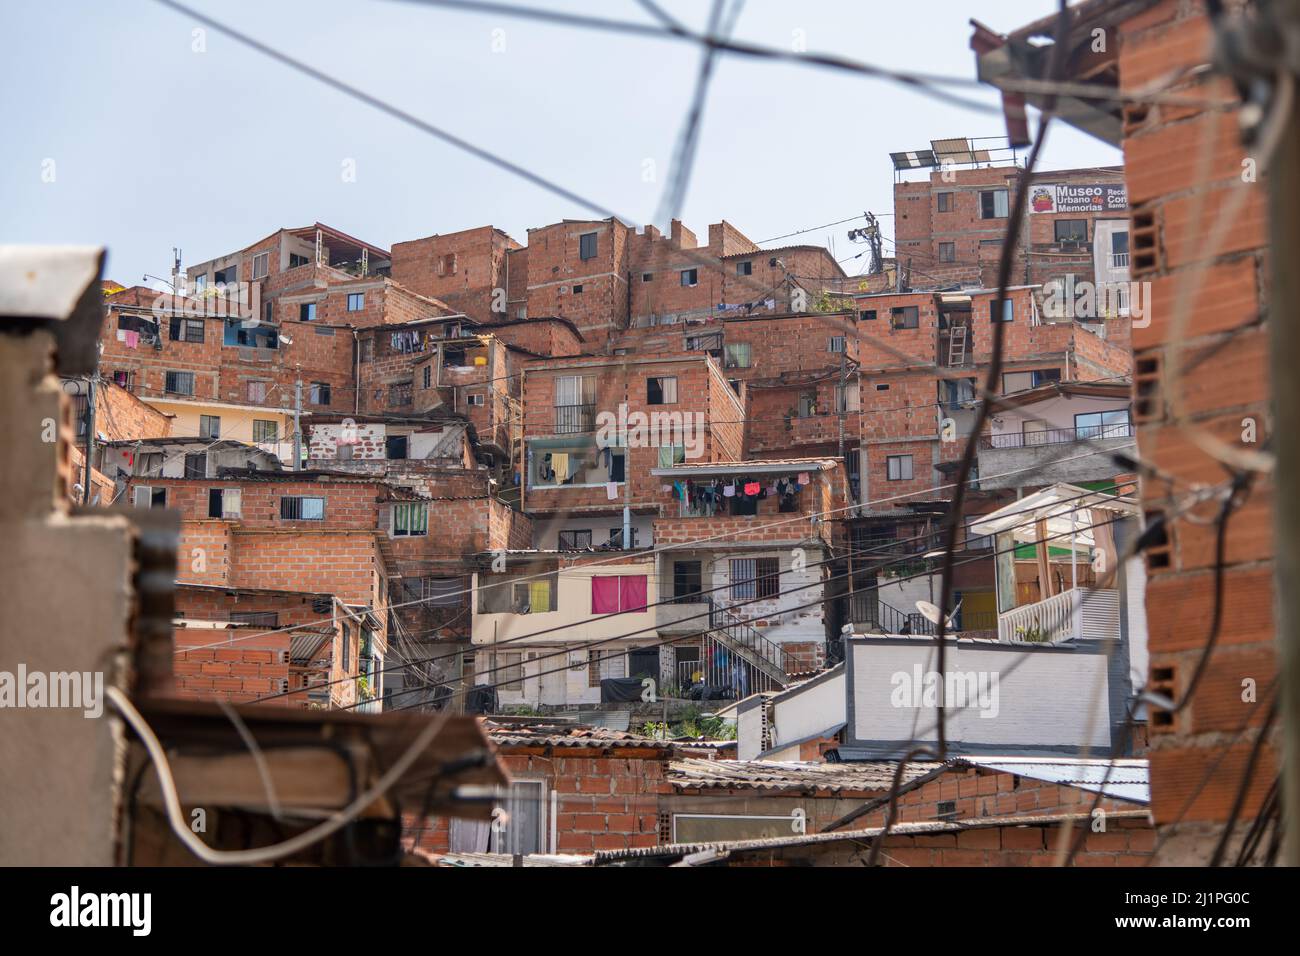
(620, 575), (648, 613)
(592, 576), (621, 614)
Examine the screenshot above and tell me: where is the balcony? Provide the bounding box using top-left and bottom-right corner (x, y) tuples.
(977, 423), (1134, 490)
(553, 404), (595, 435)
(997, 587), (1120, 643)
(1110, 252), (1130, 269)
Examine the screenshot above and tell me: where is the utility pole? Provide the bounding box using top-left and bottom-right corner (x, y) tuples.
(293, 378), (303, 471)
(1267, 0), (1300, 866)
(81, 374), (96, 505)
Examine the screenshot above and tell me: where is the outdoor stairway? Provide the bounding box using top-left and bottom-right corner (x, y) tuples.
(692, 597), (793, 697)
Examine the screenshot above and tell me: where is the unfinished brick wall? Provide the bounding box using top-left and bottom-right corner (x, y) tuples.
(1113, 0), (1274, 860)
(390, 225), (520, 322)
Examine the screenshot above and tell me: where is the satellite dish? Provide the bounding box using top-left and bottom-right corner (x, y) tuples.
(915, 599), (963, 629)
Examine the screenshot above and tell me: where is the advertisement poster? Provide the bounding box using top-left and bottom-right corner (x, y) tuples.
(1030, 183), (1128, 214)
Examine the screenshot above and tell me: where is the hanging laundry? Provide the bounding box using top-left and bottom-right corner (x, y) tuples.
(551, 453), (570, 482)
(743, 481), (760, 496)
(123, 330), (139, 349)
(722, 483), (736, 497)
(797, 472), (811, 485)
(606, 482), (619, 501)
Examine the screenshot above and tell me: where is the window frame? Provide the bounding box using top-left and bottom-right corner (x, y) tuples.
(346, 292), (365, 312)
(280, 495), (325, 521)
(886, 454), (914, 481)
(392, 501), (429, 537)
(579, 232), (598, 261)
(647, 376), (678, 406)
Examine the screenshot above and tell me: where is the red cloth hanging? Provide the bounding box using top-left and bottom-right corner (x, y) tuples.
(592, 576), (621, 614)
(619, 575), (648, 613)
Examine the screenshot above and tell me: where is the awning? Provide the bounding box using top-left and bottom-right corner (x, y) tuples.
(970, 482), (1137, 545)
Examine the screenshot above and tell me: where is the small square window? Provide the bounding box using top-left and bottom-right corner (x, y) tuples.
(579, 232), (598, 260)
(939, 242), (956, 263)
(573, 284), (584, 294)
(300, 302), (317, 322)
(980, 189), (1009, 219)
(724, 342), (751, 368)
(310, 382), (331, 406)
(647, 376), (677, 405)
(680, 269), (698, 287)
(642, 273), (653, 282)
(937, 192), (953, 212)
(886, 455), (913, 481)
(829, 336), (846, 353)
(251, 252), (269, 279)
(199, 415), (221, 439)
(736, 260), (752, 276)
(890, 306), (919, 330)
(1054, 219), (1088, 243)
(347, 292), (365, 312)
(252, 419), (278, 443)
(859, 309), (877, 322)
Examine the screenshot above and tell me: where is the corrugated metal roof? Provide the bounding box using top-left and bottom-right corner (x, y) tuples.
(437, 852), (592, 867)
(950, 756), (1149, 805)
(668, 758), (941, 794)
(486, 721), (676, 752)
(593, 809), (1151, 864)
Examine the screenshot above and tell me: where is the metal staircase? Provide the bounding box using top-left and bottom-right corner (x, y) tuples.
(688, 596), (794, 698)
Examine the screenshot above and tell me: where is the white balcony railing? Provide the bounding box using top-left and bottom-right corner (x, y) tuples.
(998, 587), (1120, 643)
(1110, 252), (1130, 269)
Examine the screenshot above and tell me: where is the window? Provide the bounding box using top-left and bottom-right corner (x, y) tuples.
(980, 188), (1009, 219)
(579, 232), (598, 260)
(647, 376), (677, 405)
(132, 486), (167, 509)
(388, 382), (413, 406)
(991, 298), (1014, 323)
(341, 625), (351, 673)
(657, 445), (686, 468)
(939, 242), (956, 263)
(289, 252), (310, 268)
(223, 319), (278, 349)
(199, 414), (220, 439)
(251, 252), (269, 279)
(111, 369), (132, 390)
(1054, 219), (1088, 243)
(192, 273), (207, 292)
(299, 303), (317, 322)
(673, 561), (702, 601)
(422, 365), (432, 389)
(642, 272), (653, 282)
(208, 487), (241, 519)
(859, 309), (877, 322)
(411, 577), (461, 606)
(890, 306), (919, 330)
(1075, 409), (1132, 439)
(798, 390), (818, 418)
(829, 335), (846, 353)
(736, 260), (753, 276)
(572, 284), (584, 294)
(730, 557), (779, 600)
(310, 382), (331, 406)
(280, 496), (325, 520)
(937, 191), (953, 212)
(347, 292), (365, 312)
(438, 253), (457, 276)
(246, 380), (268, 404)
(386, 435), (409, 460)
(466, 392), (486, 406)
(134, 452), (163, 477)
(591, 575), (648, 614)
(608, 525), (640, 549)
(680, 268), (698, 287)
(252, 419), (278, 443)
(184, 453), (207, 479)
(359, 338), (374, 363)
(886, 455), (914, 481)
(169, 317), (205, 343)
(393, 502), (429, 537)
(165, 371), (194, 396)
(1002, 368), (1060, 394)
(835, 383), (860, 412)
(557, 529), (593, 550)
(214, 265), (238, 286)
(724, 342), (751, 368)
(964, 515), (992, 550)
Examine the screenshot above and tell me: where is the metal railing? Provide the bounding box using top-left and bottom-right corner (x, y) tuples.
(553, 403), (595, 434)
(980, 422), (1133, 449)
(1110, 252), (1130, 269)
(668, 595), (794, 699)
(998, 587), (1120, 643)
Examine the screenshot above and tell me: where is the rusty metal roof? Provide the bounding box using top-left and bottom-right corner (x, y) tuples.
(668, 758), (942, 794)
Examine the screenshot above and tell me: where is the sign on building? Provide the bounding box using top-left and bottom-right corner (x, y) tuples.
(1030, 183), (1128, 214)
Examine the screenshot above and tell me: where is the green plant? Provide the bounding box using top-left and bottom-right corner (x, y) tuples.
(1016, 624), (1048, 643)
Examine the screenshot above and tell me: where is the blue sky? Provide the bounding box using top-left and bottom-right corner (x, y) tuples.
(1, 0), (1121, 284)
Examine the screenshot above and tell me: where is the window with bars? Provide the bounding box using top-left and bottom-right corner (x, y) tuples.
(392, 502), (429, 537)
(388, 382), (413, 406)
(280, 496), (325, 520)
(169, 317), (205, 343)
(183, 453), (207, 479)
(246, 380), (268, 404)
(164, 371), (194, 396)
(557, 529), (593, 550)
(730, 557), (779, 600)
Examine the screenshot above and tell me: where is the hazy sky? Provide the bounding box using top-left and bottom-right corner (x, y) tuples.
(1, 0), (1121, 285)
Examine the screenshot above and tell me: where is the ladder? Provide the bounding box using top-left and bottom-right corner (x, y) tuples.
(947, 324), (968, 366)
